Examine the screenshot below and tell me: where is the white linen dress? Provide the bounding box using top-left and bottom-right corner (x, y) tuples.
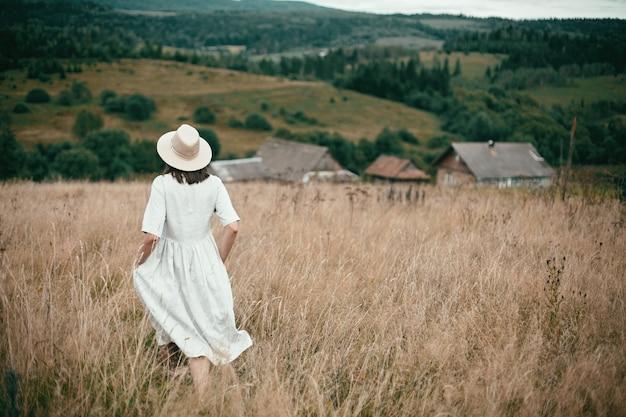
(132, 173), (253, 365)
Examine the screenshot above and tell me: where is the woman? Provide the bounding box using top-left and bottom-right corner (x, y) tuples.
(133, 123), (253, 393)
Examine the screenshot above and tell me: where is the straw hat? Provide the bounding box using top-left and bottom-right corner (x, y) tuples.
(157, 124), (212, 171)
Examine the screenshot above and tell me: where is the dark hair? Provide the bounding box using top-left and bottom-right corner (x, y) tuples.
(163, 163), (211, 184)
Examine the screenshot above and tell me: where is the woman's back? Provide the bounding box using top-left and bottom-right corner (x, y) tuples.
(141, 174), (241, 243)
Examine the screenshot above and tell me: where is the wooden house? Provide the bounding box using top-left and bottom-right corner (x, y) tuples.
(435, 141), (555, 187)
(210, 138), (357, 183)
(208, 157), (267, 182)
(364, 155), (430, 182)
(256, 137), (357, 183)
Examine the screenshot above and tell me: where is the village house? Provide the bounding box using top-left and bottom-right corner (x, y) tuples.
(255, 137), (357, 183)
(434, 141), (555, 187)
(208, 137), (357, 183)
(207, 157), (267, 182)
(364, 155), (430, 183)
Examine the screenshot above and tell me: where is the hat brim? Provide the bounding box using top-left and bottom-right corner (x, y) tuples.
(157, 131), (213, 172)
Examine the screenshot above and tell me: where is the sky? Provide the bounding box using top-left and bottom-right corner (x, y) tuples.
(298, 0), (626, 19)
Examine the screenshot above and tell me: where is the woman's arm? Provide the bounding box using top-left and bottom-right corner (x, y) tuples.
(135, 233), (159, 267)
(217, 221), (239, 262)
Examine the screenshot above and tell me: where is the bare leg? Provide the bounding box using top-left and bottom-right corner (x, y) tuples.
(188, 356), (211, 394)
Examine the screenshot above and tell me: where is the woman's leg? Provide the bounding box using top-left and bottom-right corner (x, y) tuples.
(188, 356), (211, 394)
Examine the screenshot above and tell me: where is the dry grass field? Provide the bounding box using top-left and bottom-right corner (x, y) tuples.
(0, 180), (625, 417)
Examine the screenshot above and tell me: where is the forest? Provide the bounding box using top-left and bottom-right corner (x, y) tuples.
(1, 0), (625, 182)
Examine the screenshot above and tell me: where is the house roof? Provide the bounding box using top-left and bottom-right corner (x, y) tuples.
(208, 157), (267, 182)
(445, 142), (555, 180)
(365, 155), (430, 180)
(256, 137), (335, 182)
(303, 169), (359, 183)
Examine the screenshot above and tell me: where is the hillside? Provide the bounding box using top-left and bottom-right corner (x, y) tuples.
(1, 59), (444, 156)
(91, 0), (339, 13)
(525, 75), (626, 107)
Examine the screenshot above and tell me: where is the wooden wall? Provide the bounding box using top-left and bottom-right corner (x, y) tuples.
(436, 152), (475, 186)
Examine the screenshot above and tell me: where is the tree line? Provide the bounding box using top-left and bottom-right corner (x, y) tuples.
(0, 0), (437, 69)
(445, 22), (626, 75)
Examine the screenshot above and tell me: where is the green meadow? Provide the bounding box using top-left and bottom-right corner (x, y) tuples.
(525, 74), (626, 107)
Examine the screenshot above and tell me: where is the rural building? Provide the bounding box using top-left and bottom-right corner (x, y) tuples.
(435, 141), (555, 187)
(256, 137), (357, 183)
(364, 155), (430, 182)
(208, 157), (267, 182)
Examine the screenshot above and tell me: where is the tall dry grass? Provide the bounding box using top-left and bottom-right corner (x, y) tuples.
(0, 181), (624, 417)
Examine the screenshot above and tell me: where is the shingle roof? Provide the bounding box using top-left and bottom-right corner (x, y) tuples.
(450, 142), (555, 180)
(365, 155), (430, 180)
(208, 157), (267, 182)
(256, 137), (333, 182)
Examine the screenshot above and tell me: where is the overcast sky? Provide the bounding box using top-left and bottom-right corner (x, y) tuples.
(300, 0), (626, 19)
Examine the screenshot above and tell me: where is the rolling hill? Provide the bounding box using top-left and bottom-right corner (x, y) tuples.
(1, 59), (444, 156)
(87, 0), (342, 13)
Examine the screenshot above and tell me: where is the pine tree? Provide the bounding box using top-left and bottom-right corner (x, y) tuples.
(453, 58), (462, 76)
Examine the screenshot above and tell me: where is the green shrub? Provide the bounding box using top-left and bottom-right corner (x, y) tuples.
(12, 103), (30, 114)
(57, 90), (73, 106)
(228, 118), (244, 128)
(73, 110), (103, 139)
(193, 106), (216, 124)
(57, 81), (92, 106)
(103, 96), (126, 113)
(52, 148), (101, 180)
(108, 157), (134, 180)
(124, 94), (156, 121)
(25, 88), (51, 103)
(83, 129), (133, 180)
(24, 148), (49, 181)
(0, 128), (27, 179)
(101, 92), (155, 120)
(282, 110), (318, 126)
(197, 128), (221, 159)
(397, 129), (418, 144)
(26, 59), (64, 79)
(129, 139), (161, 173)
(244, 113), (272, 131)
(426, 135), (452, 149)
(69, 81), (92, 103)
(374, 128), (404, 156)
(38, 141), (75, 165)
(100, 89), (117, 106)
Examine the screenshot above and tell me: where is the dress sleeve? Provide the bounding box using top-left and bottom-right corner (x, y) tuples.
(215, 177), (240, 227)
(141, 175), (166, 237)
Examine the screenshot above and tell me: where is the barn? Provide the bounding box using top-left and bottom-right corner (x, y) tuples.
(209, 138), (358, 183)
(256, 137), (357, 183)
(435, 141), (555, 187)
(207, 157), (267, 182)
(364, 155), (430, 183)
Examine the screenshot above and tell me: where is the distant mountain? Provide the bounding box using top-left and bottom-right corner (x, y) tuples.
(87, 0), (343, 14)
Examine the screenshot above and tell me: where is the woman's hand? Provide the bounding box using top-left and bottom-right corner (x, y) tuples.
(217, 221), (239, 262)
(135, 233), (159, 267)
